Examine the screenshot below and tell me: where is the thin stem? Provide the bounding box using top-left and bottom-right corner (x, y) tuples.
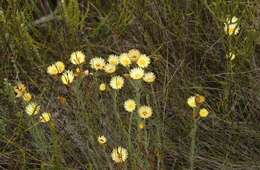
(189, 117), (198, 170)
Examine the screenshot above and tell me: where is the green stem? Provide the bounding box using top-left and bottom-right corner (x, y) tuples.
(189, 119), (198, 170)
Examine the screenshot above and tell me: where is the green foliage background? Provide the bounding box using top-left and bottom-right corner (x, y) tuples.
(0, 0), (260, 169)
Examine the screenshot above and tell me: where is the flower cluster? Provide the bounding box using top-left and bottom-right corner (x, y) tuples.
(46, 50), (89, 86)
(187, 94), (209, 118)
(14, 82), (32, 102)
(88, 49), (156, 163)
(14, 82), (51, 123)
(87, 49), (156, 92)
(224, 16), (240, 62)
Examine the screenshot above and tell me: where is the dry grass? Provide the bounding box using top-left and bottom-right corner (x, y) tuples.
(0, 0), (260, 169)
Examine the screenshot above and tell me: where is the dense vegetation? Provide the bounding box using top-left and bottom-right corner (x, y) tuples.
(0, 0), (260, 169)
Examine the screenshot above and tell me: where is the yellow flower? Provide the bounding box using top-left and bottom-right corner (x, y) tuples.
(70, 51), (86, 65)
(187, 96), (196, 108)
(137, 54), (150, 68)
(138, 121), (145, 129)
(39, 112), (51, 123)
(108, 55), (119, 65)
(14, 83), (26, 97)
(104, 64), (116, 74)
(111, 146), (128, 163)
(124, 99), (136, 112)
(22, 92), (32, 102)
(25, 102), (40, 116)
(55, 61), (65, 73)
(226, 52), (236, 61)
(97, 135), (107, 144)
(129, 67), (144, 80)
(119, 53), (131, 67)
(90, 57), (106, 70)
(99, 83), (106, 91)
(61, 70), (74, 85)
(110, 76), (124, 90)
(47, 61), (65, 75)
(128, 49), (141, 62)
(138, 105), (153, 119)
(224, 16), (239, 36)
(199, 108), (209, 118)
(143, 72), (156, 83)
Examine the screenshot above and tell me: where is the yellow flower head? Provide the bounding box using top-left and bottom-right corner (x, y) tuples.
(199, 108), (209, 118)
(111, 146), (128, 163)
(110, 76), (124, 90)
(97, 135), (107, 144)
(128, 49), (141, 62)
(137, 54), (151, 68)
(224, 16), (239, 36)
(14, 83), (26, 97)
(124, 99), (136, 112)
(226, 52), (236, 61)
(119, 53), (131, 67)
(129, 67), (144, 80)
(138, 121), (145, 129)
(99, 83), (106, 91)
(108, 55), (119, 65)
(138, 105), (153, 119)
(22, 92), (32, 102)
(70, 51), (86, 65)
(187, 96), (196, 108)
(90, 57), (106, 70)
(25, 102), (40, 116)
(143, 72), (156, 83)
(104, 64), (116, 74)
(47, 61), (65, 75)
(61, 70), (74, 85)
(39, 112), (51, 123)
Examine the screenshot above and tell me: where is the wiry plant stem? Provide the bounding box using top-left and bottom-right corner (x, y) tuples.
(189, 117), (198, 170)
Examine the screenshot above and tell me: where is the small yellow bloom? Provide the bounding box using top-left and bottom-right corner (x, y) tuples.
(129, 67), (144, 80)
(226, 52), (236, 61)
(108, 55), (119, 65)
(22, 92), (32, 102)
(138, 105), (153, 119)
(47, 65), (58, 75)
(111, 146), (128, 163)
(47, 61), (65, 75)
(124, 99), (136, 112)
(99, 83), (106, 91)
(119, 53), (131, 67)
(224, 16), (239, 36)
(187, 96), (196, 108)
(70, 51), (85, 65)
(110, 76), (124, 90)
(90, 57), (106, 70)
(61, 70), (74, 85)
(104, 64), (116, 74)
(128, 49), (141, 62)
(138, 121), (145, 129)
(143, 72), (156, 83)
(39, 112), (51, 123)
(199, 108), (209, 118)
(14, 83), (26, 97)
(137, 54), (150, 68)
(97, 135), (107, 144)
(55, 61), (65, 73)
(25, 102), (40, 116)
